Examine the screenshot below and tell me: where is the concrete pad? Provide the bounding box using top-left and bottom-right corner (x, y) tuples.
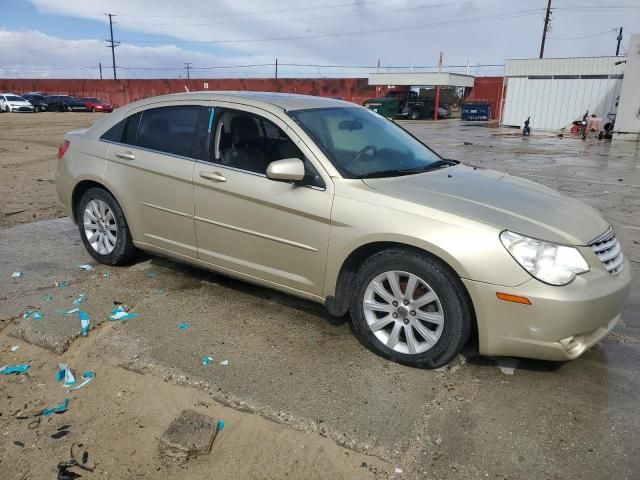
(159, 409), (218, 459)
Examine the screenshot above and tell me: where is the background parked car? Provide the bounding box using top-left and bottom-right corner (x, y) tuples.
(22, 93), (49, 112)
(0, 94), (35, 112)
(44, 95), (88, 112)
(79, 97), (113, 113)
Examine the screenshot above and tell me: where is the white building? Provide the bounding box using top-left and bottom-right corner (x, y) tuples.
(614, 34), (640, 141)
(501, 56), (626, 132)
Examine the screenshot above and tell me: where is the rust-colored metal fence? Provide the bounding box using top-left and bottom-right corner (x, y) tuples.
(0, 78), (378, 108)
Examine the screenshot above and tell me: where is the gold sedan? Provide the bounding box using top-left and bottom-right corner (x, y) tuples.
(55, 92), (631, 368)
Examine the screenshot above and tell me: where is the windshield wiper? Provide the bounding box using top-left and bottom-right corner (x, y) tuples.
(358, 160), (458, 179)
(421, 159), (458, 171)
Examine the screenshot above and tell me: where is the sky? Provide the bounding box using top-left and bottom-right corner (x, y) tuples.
(0, 0), (639, 79)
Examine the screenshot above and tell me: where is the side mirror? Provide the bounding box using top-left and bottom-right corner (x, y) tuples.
(266, 158), (305, 183)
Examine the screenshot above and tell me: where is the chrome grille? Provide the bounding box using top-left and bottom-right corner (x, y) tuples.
(589, 228), (624, 275)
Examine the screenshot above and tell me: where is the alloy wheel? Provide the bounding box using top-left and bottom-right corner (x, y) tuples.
(363, 270), (444, 355)
(83, 199), (118, 255)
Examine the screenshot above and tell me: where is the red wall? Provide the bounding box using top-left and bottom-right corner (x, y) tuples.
(0, 78), (378, 108)
(465, 76), (504, 120)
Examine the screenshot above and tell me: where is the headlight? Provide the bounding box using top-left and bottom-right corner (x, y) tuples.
(500, 231), (589, 285)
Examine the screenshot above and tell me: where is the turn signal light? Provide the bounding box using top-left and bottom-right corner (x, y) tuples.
(496, 292), (532, 305)
(57, 140), (70, 160)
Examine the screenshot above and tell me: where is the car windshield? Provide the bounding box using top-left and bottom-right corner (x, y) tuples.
(83, 98), (100, 102)
(6, 95), (25, 101)
(288, 107), (446, 179)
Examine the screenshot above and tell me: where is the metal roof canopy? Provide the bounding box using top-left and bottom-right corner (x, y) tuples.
(368, 72), (475, 87)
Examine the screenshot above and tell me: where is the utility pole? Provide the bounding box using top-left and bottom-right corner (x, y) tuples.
(275, 58), (278, 79)
(434, 51), (443, 121)
(105, 13), (119, 80)
(184, 62), (192, 80)
(616, 27), (623, 56)
(539, 0), (552, 59)
(99, 62), (103, 80)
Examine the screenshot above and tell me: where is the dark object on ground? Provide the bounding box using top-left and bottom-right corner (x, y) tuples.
(159, 409), (218, 459)
(52, 429), (71, 439)
(57, 442), (94, 479)
(14, 440), (25, 447)
(463, 141), (473, 146)
(522, 116), (531, 136)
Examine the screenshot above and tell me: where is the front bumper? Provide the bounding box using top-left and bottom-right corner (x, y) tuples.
(464, 259), (632, 361)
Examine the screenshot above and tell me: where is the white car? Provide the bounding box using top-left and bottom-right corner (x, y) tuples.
(0, 94), (35, 112)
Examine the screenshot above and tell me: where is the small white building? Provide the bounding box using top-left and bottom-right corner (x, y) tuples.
(501, 56), (626, 131)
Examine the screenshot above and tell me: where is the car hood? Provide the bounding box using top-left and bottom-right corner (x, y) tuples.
(362, 164), (608, 245)
(10, 101), (33, 106)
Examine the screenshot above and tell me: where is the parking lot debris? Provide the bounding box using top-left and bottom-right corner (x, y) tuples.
(216, 419), (224, 431)
(395, 467), (403, 474)
(463, 141), (473, 146)
(146, 271), (157, 278)
(51, 429), (71, 440)
(57, 442), (94, 478)
(72, 294), (84, 305)
(219, 359), (229, 366)
(10, 345), (19, 352)
(159, 409), (218, 459)
(55, 281), (69, 288)
(78, 310), (90, 336)
(67, 371), (95, 392)
(23, 310), (43, 320)
(42, 398), (69, 416)
(202, 356), (213, 366)
(75, 264), (94, 272)
(11, 271), (23, 278)
(43, 294), (53, 302)
(178, 322), (189, 329)
(109, 305), (138, 321)
(56, 364), (76, 387)
(1, 363), (30, 375)
(58, 308), (79, 316)
(102, 271), (110, 278)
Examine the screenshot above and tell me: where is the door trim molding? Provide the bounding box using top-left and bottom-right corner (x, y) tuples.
(194, 215), (318, 252)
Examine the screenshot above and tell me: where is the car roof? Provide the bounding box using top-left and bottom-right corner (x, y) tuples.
(126, 91), (355, 112)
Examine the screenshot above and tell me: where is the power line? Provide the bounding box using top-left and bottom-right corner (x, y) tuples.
(114, 0), (387, 18)
(548, 28), (618, 41)
(116, 1), (467, 26)
(119, 9), (543, 45)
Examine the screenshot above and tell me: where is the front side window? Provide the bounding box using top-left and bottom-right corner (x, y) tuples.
(212, 110), (324, 187)
(289, 107), (445, 179)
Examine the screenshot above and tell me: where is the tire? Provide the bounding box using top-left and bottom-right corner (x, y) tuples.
(409, 109), (421, 120)
(76, 187), (136, 265)
(349, 249), (471, 369)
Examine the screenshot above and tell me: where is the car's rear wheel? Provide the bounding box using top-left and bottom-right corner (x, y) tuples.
(76, 187), (136, 265)
(350, 249), (471, 368)
(409, 109), (421, 120)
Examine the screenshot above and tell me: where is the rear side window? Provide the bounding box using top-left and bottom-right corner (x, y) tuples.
(136, 106), (201, 157)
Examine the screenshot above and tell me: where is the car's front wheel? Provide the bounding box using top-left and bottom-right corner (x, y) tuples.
(76, 187), (136, 265)
(350, 249), (471, 368)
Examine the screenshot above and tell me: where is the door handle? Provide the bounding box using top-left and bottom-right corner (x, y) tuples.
(115, 151), (135, 161)
(199, 171), (227, 182)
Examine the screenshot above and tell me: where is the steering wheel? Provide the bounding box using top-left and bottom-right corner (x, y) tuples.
(352, 145), (377, 163)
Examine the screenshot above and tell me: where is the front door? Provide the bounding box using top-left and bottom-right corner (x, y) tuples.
(193, 105), (333, 297)
(104, 103), (203, 258)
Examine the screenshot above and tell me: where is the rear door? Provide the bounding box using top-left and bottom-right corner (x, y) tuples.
(103, 102), (205, 258)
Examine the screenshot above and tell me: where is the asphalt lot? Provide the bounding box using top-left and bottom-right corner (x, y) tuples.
(1, 114), (639, 479)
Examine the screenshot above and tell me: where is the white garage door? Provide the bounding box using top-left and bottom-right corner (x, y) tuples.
(502, 77), (622, 131)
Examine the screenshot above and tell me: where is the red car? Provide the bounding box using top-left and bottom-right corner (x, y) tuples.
(79, 97), (113, 113)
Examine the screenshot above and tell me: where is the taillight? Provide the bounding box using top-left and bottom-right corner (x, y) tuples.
(57, 140), (70, 159)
